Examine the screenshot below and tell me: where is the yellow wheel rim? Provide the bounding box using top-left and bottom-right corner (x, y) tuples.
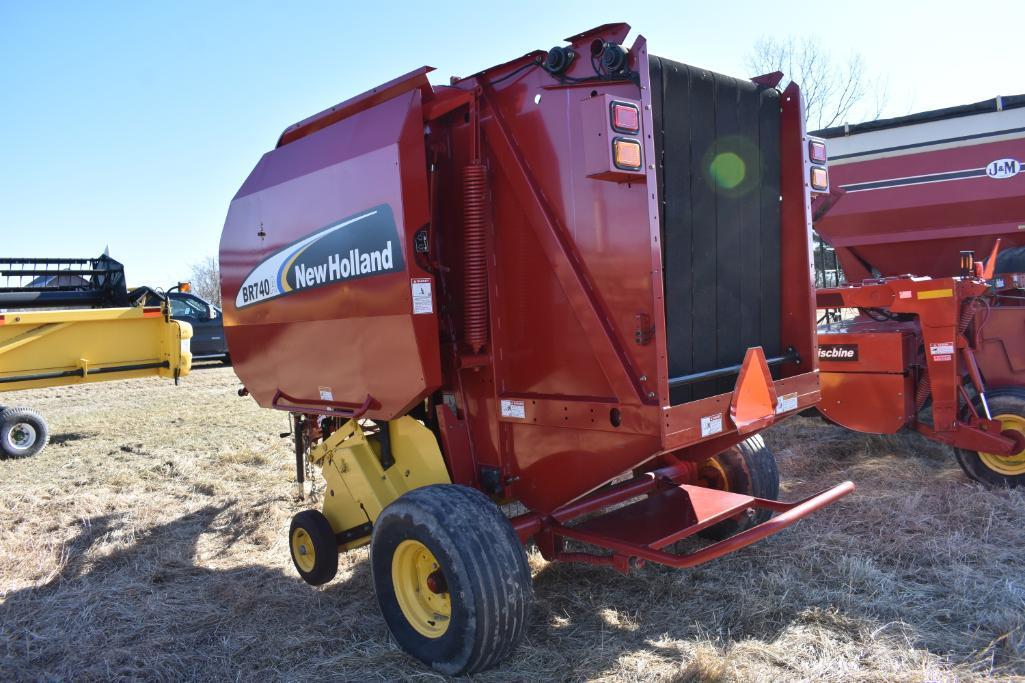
(978, 414), (1025, 476)
(699, 456), (731, 490)
(291, 528), (317, 573)
(391, 539), (451, 638)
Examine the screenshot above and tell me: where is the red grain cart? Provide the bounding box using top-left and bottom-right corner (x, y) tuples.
(813, 96), (1025, 486)
(221, 23), (852, 674)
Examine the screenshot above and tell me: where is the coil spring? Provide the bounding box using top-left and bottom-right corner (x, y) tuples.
(463, 163), (489, 352)
(915, 371), (931, 410)
(958, 297), (978, 334)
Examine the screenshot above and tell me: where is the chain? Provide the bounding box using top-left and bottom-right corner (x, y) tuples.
(305, 440), (316, 503)
(304, 418), (319, 503)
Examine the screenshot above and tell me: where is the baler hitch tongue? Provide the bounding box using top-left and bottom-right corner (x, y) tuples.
(542, 479), (856, 573)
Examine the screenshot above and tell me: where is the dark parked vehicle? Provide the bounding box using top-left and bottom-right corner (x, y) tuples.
(166, 288), (228, 361)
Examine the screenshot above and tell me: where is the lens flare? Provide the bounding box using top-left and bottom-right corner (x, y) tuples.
(709, 152), (746, 190)
(701, 136), (761, 197)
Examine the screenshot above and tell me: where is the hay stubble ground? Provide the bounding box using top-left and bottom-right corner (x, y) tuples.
(1, 366), (1023, 681)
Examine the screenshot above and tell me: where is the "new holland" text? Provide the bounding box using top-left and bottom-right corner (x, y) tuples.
(293, 242), (395, 289)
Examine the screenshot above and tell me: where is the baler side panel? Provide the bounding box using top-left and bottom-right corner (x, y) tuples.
(480, 81), (658, 404)
(426, 37), (670, 511)
(489, 153), (619, 400)
(221, 90), (441, 420)
(470, 67), (663, 510)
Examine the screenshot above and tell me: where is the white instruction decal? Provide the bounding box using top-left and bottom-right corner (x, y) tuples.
(318, 386), (334, 401)
(500, 399), (526, 419)
(775, 392), (799, 414)
(700, 413), (723, 437)
(929, 342), (955, 356)
(411, 278), (433, 314)
(898, 290), (912, 299)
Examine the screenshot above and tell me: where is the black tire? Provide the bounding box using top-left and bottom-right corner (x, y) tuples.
(0, 407), (49, 459)
(955, 387), (1025, 488)
(697, 434), (780, 541)
(289, 509), (338, 585)
(371, 484), (532, 675)
(995, 245), (1025, 275)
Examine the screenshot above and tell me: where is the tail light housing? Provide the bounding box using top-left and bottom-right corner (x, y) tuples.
(808, 136), (828, 193)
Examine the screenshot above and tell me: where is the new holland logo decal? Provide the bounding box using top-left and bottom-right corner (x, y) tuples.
(235, 204), (404, 309)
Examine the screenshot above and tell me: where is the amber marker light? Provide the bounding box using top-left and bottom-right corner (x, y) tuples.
(810, 166), (829, 191)
(613, 138), (642, 170)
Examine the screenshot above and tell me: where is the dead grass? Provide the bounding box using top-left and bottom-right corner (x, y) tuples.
(2, 366), (1023, 681)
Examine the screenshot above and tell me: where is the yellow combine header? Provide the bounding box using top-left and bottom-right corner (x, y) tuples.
(0, 305), (192, 391)
(0, 254), (192, 458)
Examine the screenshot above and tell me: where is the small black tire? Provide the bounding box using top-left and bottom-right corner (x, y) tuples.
(955, 388), (1025, 488)
(698, 434), (780, 541)
(0, 407), (49, 459)
(289, 509), (338, 586)
(371, 484), (532, 675)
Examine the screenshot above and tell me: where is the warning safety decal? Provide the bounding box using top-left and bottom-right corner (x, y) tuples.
(411, 278), (433, 314)
(929, 341), (955, 362)
(700, 413), (723, 438)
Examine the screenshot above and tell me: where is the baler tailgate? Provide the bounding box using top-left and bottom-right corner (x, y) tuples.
(546, 480), (854, 572)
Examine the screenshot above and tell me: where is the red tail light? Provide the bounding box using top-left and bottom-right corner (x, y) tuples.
(809, 139), (827, 164)
(610, 102), (640, 134)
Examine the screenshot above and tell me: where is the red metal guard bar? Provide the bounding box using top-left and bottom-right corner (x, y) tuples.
(550, 482), (854, 570)
(511, 456), (855, 571)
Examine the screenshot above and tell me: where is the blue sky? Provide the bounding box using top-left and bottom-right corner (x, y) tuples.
(3, 1), (1023, 286)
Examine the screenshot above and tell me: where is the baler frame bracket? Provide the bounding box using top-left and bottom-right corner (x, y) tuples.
(272, 390), (376, 418)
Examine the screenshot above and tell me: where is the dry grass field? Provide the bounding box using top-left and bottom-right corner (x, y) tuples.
(2, 365), (1023, 681)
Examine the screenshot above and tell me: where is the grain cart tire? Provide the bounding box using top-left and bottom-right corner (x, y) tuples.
(698, 435), (780, 541)
(371, 484), (532, 675)
(0, 407), (49, 459)
(289, 509), (339, 585)
(955, 388), (1025, 488)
